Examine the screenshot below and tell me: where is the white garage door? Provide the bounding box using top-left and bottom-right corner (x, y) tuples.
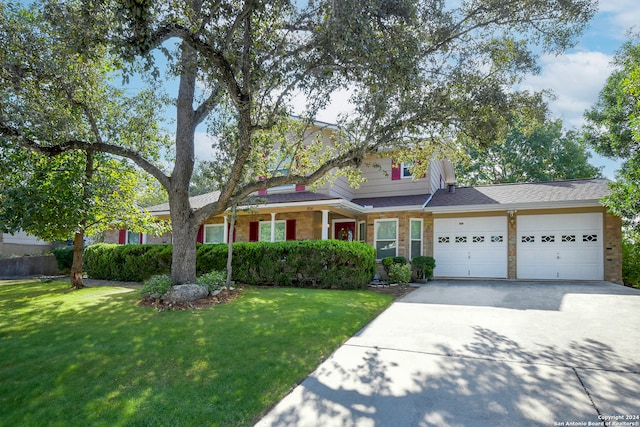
(434, 217), (507, 278)
(517, 213), (603, 280)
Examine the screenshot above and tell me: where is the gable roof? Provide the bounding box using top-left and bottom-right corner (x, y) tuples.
(426, 178), (611, 211)
(146, 179), (611, 217)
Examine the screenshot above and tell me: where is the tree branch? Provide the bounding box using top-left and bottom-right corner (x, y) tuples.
(0, 122), (170, 190)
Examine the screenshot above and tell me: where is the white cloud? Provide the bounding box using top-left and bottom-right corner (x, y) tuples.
(194, 132), (217, 162)
(597, 0), (640, 38)
(520, 51), (613, 129)
(290, 88), (354, 124)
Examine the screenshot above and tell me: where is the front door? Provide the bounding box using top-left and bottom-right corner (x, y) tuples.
(334, 221), (356, 241)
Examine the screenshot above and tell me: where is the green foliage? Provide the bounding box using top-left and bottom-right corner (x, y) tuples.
(85, 241), (376, 289)
(412, 256), (436, 280)
(381, 256), (407, 274)
(196, 270), (227, 293)
(388, 263), (412, 284)
(51, 246), (74, 271)
(457, 119), (602, 185)
(140, 274), (172, 298)
(84, 244), (172, 282)
(583, 38), (640, 232)
(622, 238), (640, 289)
(0, 4), (169, 248)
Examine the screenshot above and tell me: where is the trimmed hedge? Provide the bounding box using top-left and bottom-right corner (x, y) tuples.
(84, 240), (376, 289)
(84, 244), (172, 282)
(52, 246), (74, 271)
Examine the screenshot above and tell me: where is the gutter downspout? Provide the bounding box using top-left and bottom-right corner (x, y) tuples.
(422, 193), (435, 210)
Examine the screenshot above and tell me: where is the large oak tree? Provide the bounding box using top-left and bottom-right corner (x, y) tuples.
(584, 37), (640, 232)
(1, 0), (597, 285)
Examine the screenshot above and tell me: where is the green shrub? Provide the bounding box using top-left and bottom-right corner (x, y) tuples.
(381, 256), (407, 274)
(85, 240), (375, 289)
(622, 238), (640, 289)
(227, 240), (376, 289)
(84, 244), (172, 282)
(52, 246), (74, 271)
(140, 274), (172, 298)
(388, 263), (412, 284)
(196, 270), (227, 292)
(412, 256), (436, 280)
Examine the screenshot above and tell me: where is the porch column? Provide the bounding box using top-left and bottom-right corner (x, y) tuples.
(223, 216), (228, 243)
(321, 210), (329, 240)
(270, 212), (276, 242)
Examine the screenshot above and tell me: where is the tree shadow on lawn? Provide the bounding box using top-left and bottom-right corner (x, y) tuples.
(1, 283), (389, 427)
(259, 327), (640, 427)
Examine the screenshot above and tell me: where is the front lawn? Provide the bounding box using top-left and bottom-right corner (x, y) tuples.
(0, 280), (393, 426)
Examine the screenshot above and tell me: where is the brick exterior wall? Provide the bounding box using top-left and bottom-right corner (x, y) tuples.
(508, 213), (517, 279)
(604, 211), (623, 283)
(101, 206), (623, 284)
(360, 211), (432, 260)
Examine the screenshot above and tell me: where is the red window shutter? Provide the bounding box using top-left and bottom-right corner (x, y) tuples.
(258, 176), (267, 195)
(286, 219), (296, 241)
(295, 184), (305, 191)
(391, 160), (401, 180)
(249, 221), (259, 242)
(196, 225), (204, 243)
(118, 229), (126, 244)
(139, 233), (144, 244)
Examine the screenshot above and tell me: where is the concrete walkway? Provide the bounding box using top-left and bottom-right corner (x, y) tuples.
(256, 281), (640, 427)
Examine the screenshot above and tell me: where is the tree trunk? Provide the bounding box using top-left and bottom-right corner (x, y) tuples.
(225, 206), (236, 290)
(69, 231), (85, 289)
(170, 202), (198, 284)
(168, 41), (198, 285)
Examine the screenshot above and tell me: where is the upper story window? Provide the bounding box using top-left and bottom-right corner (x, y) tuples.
(268, 154), (295, 191)
(401, 162), (413, 178)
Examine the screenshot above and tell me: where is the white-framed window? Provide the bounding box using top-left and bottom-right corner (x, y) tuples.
(204, 224), (225, 244)
(127, 231), (143, 245)
(401, 161), (413, 178)
(410, 218), (423, 259)
(374, 219), (398, 259)
(358, 220), (366, 243)
(259, 220), (286, 242)
(268, 154), (295, 191)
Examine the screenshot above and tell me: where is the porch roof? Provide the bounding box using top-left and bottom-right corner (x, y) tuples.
(351, 194), (432, 209)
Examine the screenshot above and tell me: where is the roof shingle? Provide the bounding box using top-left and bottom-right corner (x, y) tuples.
(427, 179), (610, 208)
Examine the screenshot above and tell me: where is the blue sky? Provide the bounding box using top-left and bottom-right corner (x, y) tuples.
(518, 0), (640, 178)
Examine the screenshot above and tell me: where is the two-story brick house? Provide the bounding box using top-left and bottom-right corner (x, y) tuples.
(106, 126), (622, 283)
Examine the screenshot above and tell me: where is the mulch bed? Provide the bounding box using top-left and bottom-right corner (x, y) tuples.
(138, 288), (241, 311)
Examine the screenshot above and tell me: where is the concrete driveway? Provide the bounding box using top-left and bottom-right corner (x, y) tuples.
(255, 281), (640, 427)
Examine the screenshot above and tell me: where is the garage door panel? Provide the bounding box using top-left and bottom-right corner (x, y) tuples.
(517, 213), (603, 280)
(434, 217), (507, 279)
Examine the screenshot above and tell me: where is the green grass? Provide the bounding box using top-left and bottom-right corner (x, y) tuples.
(0, 280), (393, 426)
